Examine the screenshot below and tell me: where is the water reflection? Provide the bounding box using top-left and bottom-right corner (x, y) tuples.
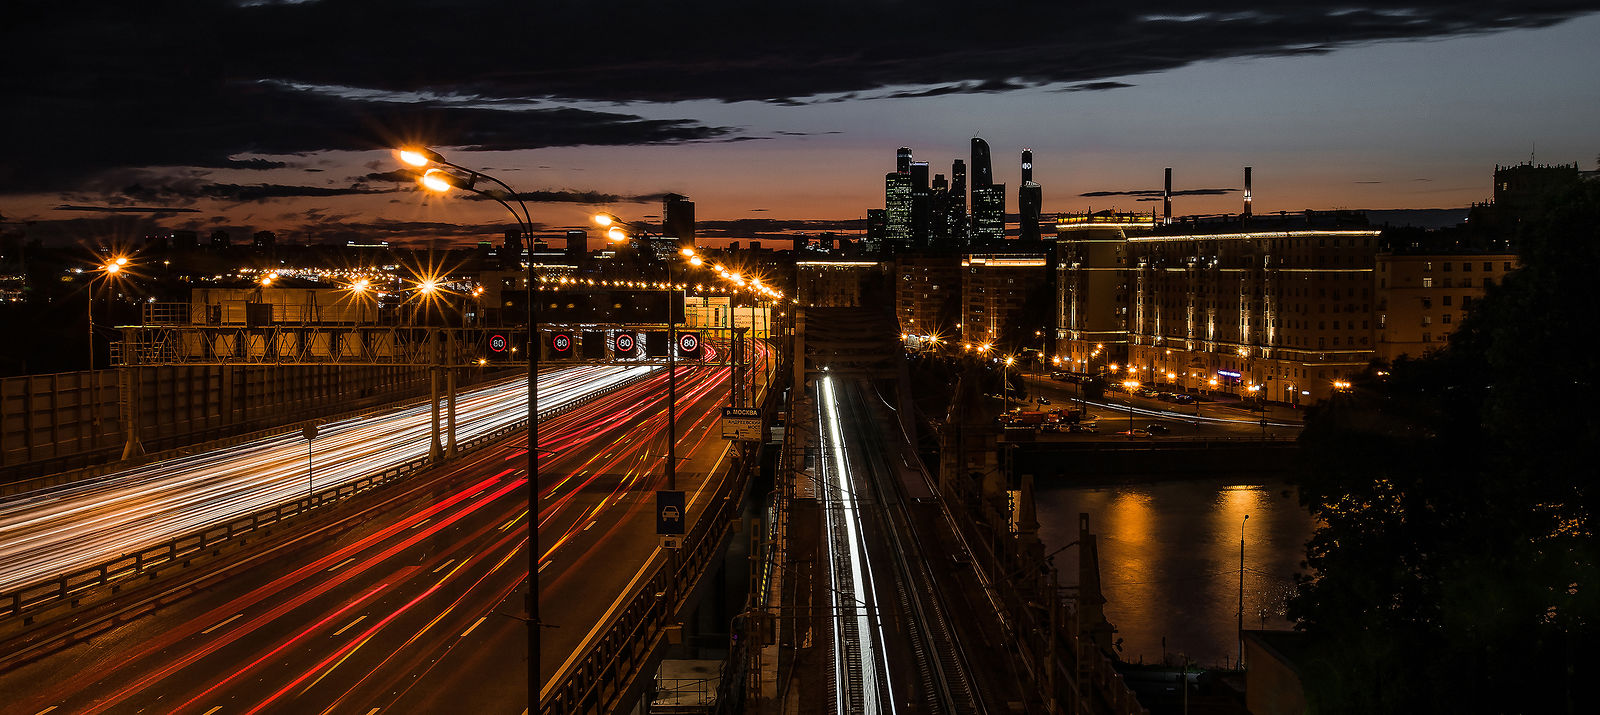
(1035, 478), (1316, 668)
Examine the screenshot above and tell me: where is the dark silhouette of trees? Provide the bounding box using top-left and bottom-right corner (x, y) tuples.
(1290, 179), (1599, 713)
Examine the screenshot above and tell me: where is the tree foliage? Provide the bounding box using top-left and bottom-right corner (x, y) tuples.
(1290, 180), (1600, 713)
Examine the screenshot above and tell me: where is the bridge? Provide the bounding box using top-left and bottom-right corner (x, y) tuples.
(0, 302), (1160, 714)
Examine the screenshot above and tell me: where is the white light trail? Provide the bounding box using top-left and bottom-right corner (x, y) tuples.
(0, 364), (656, 592)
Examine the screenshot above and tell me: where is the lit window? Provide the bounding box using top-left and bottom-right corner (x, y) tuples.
(1422, 277), (1433, 288)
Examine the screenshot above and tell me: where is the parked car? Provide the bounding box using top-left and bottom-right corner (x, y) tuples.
(1146, 423), (1171, 435)
(1069, 424), (1098, 434)
(1171, 394), (1196, 405)
(1136, 388), (1159, 398)
(1117, 428), (1153, 438)
(1036, 396), (1051, 405)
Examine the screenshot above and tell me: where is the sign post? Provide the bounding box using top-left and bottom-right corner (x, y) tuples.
(657, 490), (686, 549)
(721, 406), (762, 441)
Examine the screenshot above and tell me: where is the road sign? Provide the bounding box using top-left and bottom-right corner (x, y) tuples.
(489, 334), (508, 353)
(721, 406), (761, 441)
(301, 423), (318, 440)
(677, 332), (700, 356)
(551, 332), (572, 353)
(614, 331), (636, 354)
(656, 490), (686, 537)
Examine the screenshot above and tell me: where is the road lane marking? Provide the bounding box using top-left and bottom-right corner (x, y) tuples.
(431, 558), (456, 574)
(367, 709), (381, 715)
(326, 557), (355, 572)
(411, 519), (430, 529)
(33, 707), (57, 715)
(462, 615), (488, 638)
(201, 613), (242, 635)
(333, 615), (366, 636)
(499, 510), (526, 531)
(203, 708), (223, 715)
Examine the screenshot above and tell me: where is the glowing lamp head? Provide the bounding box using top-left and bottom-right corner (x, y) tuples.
(419, 169), (455, 193)
(689, 256), (703, 266)
(103, 262), (122, 275)
(418, 279), (438, 294)
(606, 226), (627, 242)
(592, 214), (614, 227)
(398, 150), (431, 168)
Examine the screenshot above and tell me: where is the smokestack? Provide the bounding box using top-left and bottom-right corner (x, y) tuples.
(1163, 167), (1172, 225)
(1243, 166), (1253, 219)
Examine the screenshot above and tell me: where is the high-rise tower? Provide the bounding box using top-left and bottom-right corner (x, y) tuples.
(664, 194), (696, 247)
(910, 161), (932, 247)
(970, 138), (1004, 244)
(885, 170), (913, 249)
(950, 159), (969, 247)
(1019, 149), (1042, 243)
(971, 138), (994, 189)
(897, 147), (913, 174)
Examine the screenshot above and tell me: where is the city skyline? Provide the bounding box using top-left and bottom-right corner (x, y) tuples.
(2, 2), (1597, 248)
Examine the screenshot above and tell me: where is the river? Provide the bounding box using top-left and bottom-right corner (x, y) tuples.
(1034, 477), (1318, 669)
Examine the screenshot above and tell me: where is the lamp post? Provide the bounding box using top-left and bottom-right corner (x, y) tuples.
(401, 147), (541, 700)
(1004, 355), (1015, 409)
(594, 214), (689, 491)
(1122, 380), (1140, 436)
(87, 255), (128, 371)
(1238, 513), (1249, 670)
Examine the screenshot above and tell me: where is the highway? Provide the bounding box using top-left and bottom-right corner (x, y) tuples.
(0, 342), (774, 713)
(0, 364), (655, 595)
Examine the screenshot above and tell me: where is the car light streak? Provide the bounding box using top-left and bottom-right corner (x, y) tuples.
(0, 364), (654, 593)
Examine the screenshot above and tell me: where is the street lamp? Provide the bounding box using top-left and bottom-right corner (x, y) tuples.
(1122, 380), (1140, 436)
(594, 213), (687, 492)
(1004, 355), (1015, 409)
(401, 146), (541, 699)
(87, 255), (130, 371)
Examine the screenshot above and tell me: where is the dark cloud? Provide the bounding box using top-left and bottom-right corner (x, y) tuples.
(54, 205), (202, 214)
(1081, 187), (1238, 197)
(2, 1), (1593, 195)
(696, 218), (865, 240)
(358, 170), (667, 204)
(774, 131), (843, 136)
(106, 181), (400, 204)
(1058, 81), (1136, 92)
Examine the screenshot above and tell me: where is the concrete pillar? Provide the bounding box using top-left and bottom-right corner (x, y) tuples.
(119, 366), (144, 460)
(446, 368), (458, 457)
(429, 367), (443, 462)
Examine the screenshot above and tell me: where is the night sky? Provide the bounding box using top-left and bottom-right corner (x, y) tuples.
(3, 1), (1597, 248)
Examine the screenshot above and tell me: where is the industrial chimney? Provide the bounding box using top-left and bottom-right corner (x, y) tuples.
(1163, 168), (1172, 225)
(1243, 166), (1253, 219)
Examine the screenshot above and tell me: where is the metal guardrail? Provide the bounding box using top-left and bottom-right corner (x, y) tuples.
(0, 367), (523, 497)
(541, 361), (783, 715)
(0, 366), (656, 627)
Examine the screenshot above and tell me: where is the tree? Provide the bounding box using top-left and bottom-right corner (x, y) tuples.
(1290, 180), (1599, 713)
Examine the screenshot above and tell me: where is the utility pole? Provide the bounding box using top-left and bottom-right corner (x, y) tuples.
(1238, 513), (1249, 669)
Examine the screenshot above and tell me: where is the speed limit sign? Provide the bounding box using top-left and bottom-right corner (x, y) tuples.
(615, 332), (636, 353)
(489, 334), (508, 353)
(551, 333), (572, 352)
(678, 332), (699, 354)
